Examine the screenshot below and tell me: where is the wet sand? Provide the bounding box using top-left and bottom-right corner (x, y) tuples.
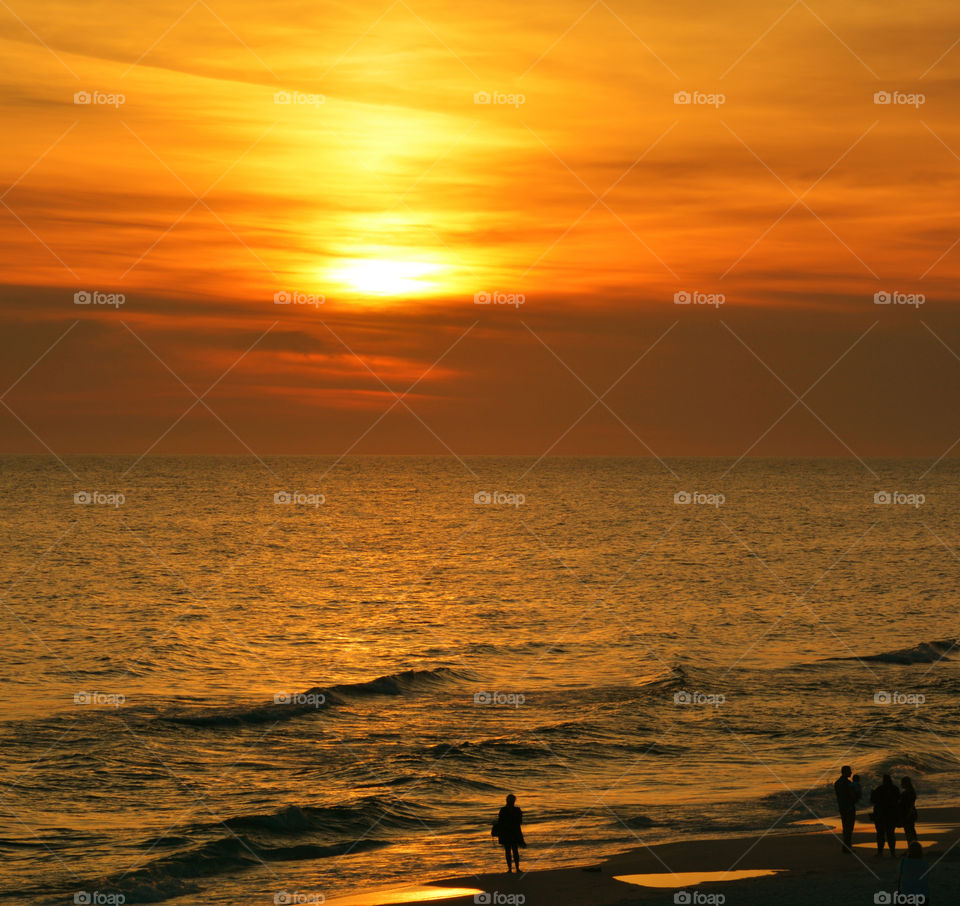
(327, 805), (960, 906)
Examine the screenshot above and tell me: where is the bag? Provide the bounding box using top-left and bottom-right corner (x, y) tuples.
(491, 822), (500, 837)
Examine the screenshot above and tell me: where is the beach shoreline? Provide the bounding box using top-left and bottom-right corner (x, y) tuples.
(327, 805), (960, 906)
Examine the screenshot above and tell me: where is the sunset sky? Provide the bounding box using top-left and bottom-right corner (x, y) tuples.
(3, 0), (960, 456)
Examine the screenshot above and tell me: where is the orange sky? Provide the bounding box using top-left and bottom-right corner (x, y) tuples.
(2, 0), (960, 456)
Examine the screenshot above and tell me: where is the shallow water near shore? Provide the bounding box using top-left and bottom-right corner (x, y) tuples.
(2, 456), (959, 904)
(614, 869), (782, 887)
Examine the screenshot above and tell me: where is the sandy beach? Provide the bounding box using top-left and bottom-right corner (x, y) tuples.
(329, 806), (960, 906)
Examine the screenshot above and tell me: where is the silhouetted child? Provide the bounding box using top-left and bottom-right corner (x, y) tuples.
(898, 841), (931, 904)
(852, 774), (863, 803)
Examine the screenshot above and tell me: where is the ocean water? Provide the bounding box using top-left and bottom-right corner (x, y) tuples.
(1, 456), (959, 905)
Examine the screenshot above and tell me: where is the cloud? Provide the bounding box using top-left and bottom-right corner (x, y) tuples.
(4, 0), (960, 452)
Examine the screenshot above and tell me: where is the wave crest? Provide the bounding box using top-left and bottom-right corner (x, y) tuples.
(162, 666), (474, 728)
(827, 639), (956, 665)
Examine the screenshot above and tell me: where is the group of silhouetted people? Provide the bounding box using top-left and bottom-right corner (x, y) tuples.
(834, 765), (919, 856)
(835, 766), (930, 902)
(870, 773), (919, 855)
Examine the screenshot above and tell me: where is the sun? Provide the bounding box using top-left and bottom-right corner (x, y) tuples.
(329, 258), (446, 297)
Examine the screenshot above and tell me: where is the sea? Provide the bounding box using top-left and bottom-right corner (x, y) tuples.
(1, 456), (958, 905)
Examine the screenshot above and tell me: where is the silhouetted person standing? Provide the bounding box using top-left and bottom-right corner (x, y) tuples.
(834, 765), (857, 853)
(494, 794), (524, 873)
(899, 777), (918, 844)
(871, 774), (901, 857)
